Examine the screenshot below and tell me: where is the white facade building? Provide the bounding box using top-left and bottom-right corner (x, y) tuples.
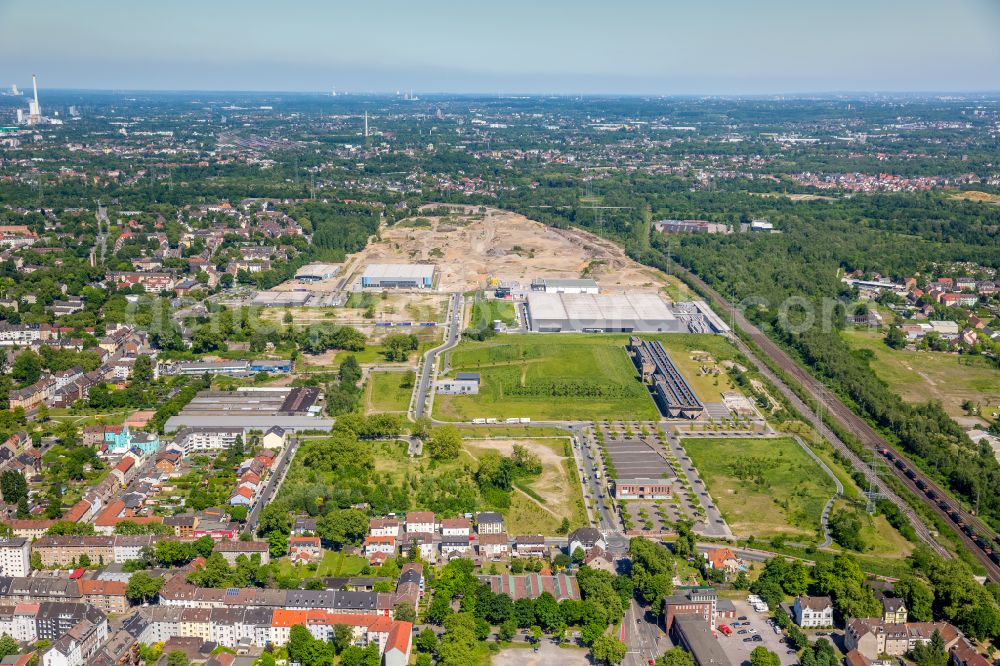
(0, 538), (31, 576)
(793, 596), (834, 628)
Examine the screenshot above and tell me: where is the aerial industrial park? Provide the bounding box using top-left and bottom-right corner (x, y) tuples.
(0, 3), (999, 664)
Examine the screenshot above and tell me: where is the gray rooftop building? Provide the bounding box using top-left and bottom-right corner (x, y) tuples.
(671, 614), (732, 666)
(163, 387), (331, 433)
(530, 278), (599, 294)
(163, 415), (333, 433)
(361, 263), (436, 289)
(526, 292), (682, 333)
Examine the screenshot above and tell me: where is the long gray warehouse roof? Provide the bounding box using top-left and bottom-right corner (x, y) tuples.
(532, 278), (599, 288)
(673, 614), (733, 666)
(362, 263), (436, 279)
(164, 415), (334, 433)
(528, 292), (676, 323)
(295, 263), (341, 279)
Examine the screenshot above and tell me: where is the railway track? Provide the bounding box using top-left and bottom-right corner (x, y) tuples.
(676, 267), (1000, 578)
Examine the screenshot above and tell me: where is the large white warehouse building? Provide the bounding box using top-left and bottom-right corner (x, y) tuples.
(525, 292), (683, 333)
(295, 263), (341, 281)
(361, 264), (436, 289)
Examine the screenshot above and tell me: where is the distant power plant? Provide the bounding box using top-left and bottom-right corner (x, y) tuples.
(17, 75), (59, 126)
(27, 75), (42, 123)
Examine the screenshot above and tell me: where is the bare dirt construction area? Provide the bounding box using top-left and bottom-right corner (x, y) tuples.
(344, 206), (676, 294)
(950, 191), (1000, 204)
(269, 276), (340, 293)
(261, 293), (448, 325)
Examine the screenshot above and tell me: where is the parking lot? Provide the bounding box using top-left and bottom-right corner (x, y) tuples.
(602, 435), (676, 487)
(718, 600), (799, 666)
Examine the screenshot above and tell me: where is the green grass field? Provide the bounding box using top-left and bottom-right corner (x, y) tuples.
(469, 297), (517, 328)
(435, 334), (660, 421)
(683, 437), (837, 541)
(435, 332), (741, 421)
(277, 551), (368, 579)
(841, 330), (1000, 418)
(367, 371), (413, 413)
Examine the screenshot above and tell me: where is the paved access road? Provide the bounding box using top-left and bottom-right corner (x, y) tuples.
(569, 423), (630, 551)
(624, 598), (669, 666)
(658, 427), (732, 539)
(413, 293), (463, 419)
(493, 641), (590, 666)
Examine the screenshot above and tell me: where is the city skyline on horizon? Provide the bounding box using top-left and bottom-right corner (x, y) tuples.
(2, 0), (999, 95)
(8, 86), (1000, 98)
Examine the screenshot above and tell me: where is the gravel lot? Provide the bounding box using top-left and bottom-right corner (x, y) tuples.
(493, 641), (591, 666)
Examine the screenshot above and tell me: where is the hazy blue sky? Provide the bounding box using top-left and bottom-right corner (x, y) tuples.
(2, 0), (999, 94)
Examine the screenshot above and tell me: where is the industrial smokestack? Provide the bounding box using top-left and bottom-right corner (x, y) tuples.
(32, 74), (38, 107)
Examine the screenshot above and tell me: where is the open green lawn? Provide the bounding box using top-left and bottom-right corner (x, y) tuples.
(842, 330), (1000, 419)
(435, 334), (656, 421)
(435, 332), (741, 421)
(46, 409), (130, 426)
(367, 371), (414, 413)
(277, 551), (368, 579)
(682, 437), (837, 541)
(469, 297), (517, 328)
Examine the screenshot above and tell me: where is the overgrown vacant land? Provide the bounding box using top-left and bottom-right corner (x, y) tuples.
(467, 297), (517, 329)
(260, 293), (449, 324)
(464, 437), (587, 535)
(842, 330), (1000, 421)
(949, 190), (1000, 204)
(279, 433), (586, 536)
(366, 371), (413, 413)
(682, 437), (837, 541)
(826, 497), (915, 562)
(297, 326), (442, 369)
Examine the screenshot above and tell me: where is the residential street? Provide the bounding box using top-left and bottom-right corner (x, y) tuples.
(247, 435), (300, 532)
